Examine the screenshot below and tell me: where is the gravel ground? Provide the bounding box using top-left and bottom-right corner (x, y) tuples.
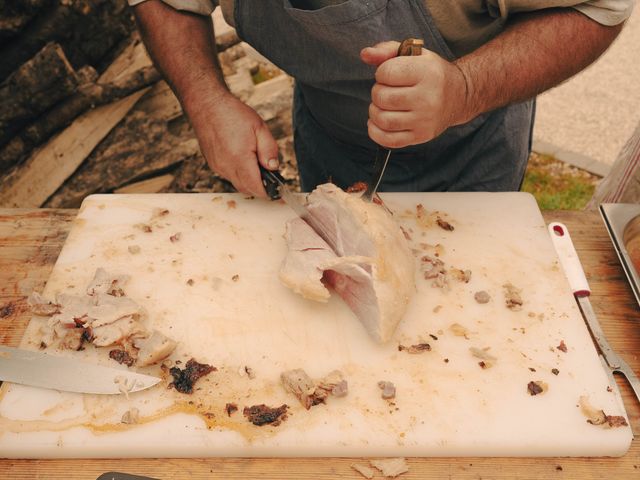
(534, 7), (640, 166)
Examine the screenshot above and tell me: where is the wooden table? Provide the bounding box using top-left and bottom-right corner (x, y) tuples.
(0, 208), (638, 479)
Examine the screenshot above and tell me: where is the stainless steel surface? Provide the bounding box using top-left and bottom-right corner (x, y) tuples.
(600, 203), (640, 308)
(0, 345), (161, 395)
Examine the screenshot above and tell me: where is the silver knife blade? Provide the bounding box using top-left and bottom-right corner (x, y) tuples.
(576, 296), (640, 402)
(363, 148), (391, 202)
(0, 345), (161, 395)
(261, 169), (338, 251)
(549, 222), (640, 405)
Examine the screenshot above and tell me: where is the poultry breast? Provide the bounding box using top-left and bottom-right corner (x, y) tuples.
(279, 183), (415, 343)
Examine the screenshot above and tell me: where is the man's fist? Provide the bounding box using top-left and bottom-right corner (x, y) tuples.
(361, 41), (470, 149)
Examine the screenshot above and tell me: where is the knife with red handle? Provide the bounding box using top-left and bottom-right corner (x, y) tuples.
(549, 222), (640, 405)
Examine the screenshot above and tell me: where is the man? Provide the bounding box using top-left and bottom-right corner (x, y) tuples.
(129, 0), (633, 197)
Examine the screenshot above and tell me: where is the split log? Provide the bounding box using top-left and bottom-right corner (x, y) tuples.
(0, 66), (161, 172)
(167, 155), (235, 194)
(215, 29), (241, 53)
(44, 113), (200, 208)
(0, 89), (149, 208)
(0, 0), (52, 42)
(0, 42), (78, 147)
(0, 0), (134, 83)
(114, 174), (175, 194)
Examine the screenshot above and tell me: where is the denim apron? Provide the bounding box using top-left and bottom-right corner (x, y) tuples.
(233, 0), (535, 192)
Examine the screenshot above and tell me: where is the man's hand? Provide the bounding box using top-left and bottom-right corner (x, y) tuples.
(134, 0), (279, 198)
(361, 42), (468, 149)
(362, 10), (622, 151)
(186, 90), (279, 197)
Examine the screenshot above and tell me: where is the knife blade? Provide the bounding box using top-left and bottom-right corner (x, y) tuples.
(0, 345), (161, 395)
(363, 38), (424, 202)
(548, 222), (640, 405)
(259, 165), (338, 251)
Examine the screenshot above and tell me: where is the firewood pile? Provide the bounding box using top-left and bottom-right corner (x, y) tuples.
(0, 2), (297, 208)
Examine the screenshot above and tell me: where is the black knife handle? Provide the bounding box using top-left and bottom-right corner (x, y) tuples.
(97, 473), (159, 480)
(258, 164), (285, 200)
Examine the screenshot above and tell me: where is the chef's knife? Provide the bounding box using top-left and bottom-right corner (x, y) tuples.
(0, 345), (161, 395)
(548, 222), (640, 405)
(363, 38), (424, 202)
(260, 165), (338, 251)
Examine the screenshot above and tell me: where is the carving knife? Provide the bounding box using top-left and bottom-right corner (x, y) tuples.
(259, 165), (338, 251)
(363, 38), (424, 202)
(549, 222), (640, 405)
(0, 345), (161, 395)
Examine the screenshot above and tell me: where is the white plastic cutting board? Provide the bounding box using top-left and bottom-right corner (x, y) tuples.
(0, 192), (632, 458)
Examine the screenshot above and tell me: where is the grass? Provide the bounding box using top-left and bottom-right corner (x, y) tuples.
(251, 65), (281, 85)
(521, 152), (599, 210)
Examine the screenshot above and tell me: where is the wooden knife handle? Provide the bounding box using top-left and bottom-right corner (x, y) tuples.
(397, 38), (423, 57)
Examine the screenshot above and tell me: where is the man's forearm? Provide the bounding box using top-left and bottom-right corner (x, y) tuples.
(133, 0), (227, 112)
(456, 9), (623, 123)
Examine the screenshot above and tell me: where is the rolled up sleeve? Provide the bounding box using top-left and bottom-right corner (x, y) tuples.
(128, 0), (217, 16)
(573, 0), (635, 26)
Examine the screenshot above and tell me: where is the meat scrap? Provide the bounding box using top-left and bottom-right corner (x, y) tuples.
(281, 369), (328, 409)
(351, 463), (376, 479)
(449, 323), (469, 338)
(470, 347), (497, 369)
(436, 217), (454, 231)
(227, 200), (237, 209)
(86, 268), (129, 297)
(121, 407), (140, 425)
(503, 283), (523, 311)
(225, 403), (238, 417)
(151, 208), (170, 219)
(378, 380), (396, 400)
(527, 380), (548, 396)
(59, 328), (88, 351)
(133, 330), (177, 367)
(449, 268), (471, 283)
(421, 255), (445, 280)
(346, 181), (368, 193)
(243, 404), (288, 426)
(28, 292), (61, 316)
(579, 396), (628, 428)
(330, 379), (349, 397)
(316, 370), (348, 397)
(474, 290), (491, 304)
(169, 358), (216, 394)
(169, 232), (182, 243)
(398, 343), (431, 354)
(370, 458), (409, 478)
(109, 348), (135, 367)
(557, 340), (568, 353)
(37, 269), (177, 354)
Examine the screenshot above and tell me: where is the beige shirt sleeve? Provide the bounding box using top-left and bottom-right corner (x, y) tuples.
(496, 0), (635, 25)
(574, 0), (636, 26)
(127, 0), (217, 16)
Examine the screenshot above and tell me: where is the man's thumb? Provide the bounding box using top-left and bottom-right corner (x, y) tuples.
(255, 122), (280, 170)
(360, 41), (401, 66)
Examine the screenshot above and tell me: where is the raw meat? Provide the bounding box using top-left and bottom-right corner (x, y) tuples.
(279, 184), (415, 343)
